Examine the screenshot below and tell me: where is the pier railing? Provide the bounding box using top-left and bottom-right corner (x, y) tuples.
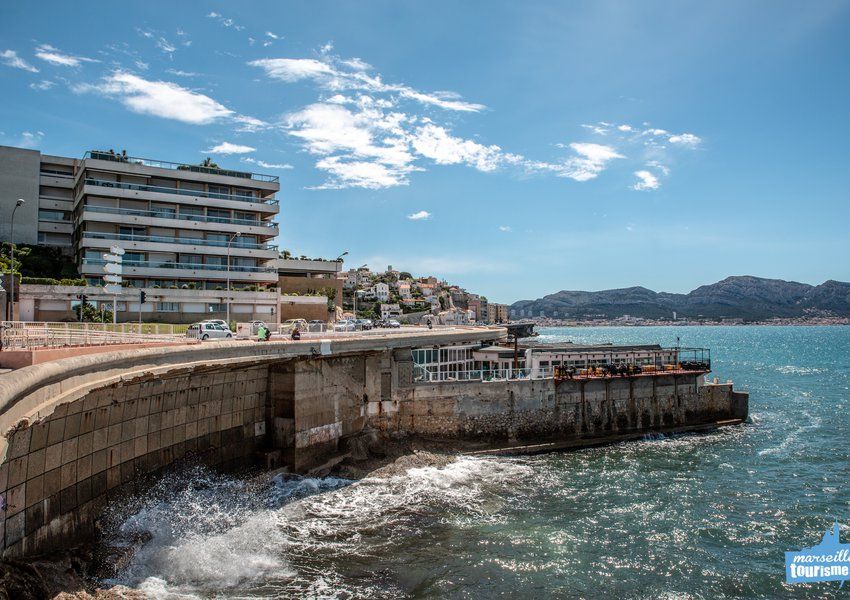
(0, 321), (183, 350)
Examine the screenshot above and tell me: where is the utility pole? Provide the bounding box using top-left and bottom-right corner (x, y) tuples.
(226, 232), (241, 328)
(139, 290), (146, 331)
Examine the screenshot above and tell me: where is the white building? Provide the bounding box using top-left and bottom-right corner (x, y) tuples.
(380, 303), (402, 320)
(371, 282), (390, 302)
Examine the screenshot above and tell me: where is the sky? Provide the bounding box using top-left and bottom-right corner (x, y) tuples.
(2, 1), (849, 303)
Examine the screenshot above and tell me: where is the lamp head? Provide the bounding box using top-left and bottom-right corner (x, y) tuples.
(15, 198), (25, 207)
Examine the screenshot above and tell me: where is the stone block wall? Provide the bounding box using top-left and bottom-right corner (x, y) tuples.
(383, 374), (743, 443)
(0, 364), (269, 557)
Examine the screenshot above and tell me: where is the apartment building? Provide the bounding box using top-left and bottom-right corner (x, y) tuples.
(489, 302), (509, 324)
(2, 145), (281, 322)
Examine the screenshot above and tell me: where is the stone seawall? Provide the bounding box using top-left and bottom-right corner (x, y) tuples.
(377, 373), (747, 444)
(0, 364), (268, 557)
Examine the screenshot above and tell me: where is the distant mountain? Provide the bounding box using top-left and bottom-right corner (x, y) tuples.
(510, 276), (850, 321)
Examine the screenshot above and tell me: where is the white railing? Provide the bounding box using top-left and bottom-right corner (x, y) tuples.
(0, 321), (184, 350)
(414, 367), (556, 383)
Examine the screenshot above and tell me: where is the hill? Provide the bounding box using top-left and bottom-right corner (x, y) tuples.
(509, 276), (850, 321)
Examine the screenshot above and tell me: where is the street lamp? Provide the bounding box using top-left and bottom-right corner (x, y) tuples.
(336, 251), (348, 262)
(9, 199), (25, 321)
(226, 231), (241, 327)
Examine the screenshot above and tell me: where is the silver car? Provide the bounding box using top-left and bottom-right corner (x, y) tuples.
(187, 322), (233, 340)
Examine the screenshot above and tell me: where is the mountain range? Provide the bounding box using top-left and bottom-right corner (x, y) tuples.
(509, 276), (850, 321)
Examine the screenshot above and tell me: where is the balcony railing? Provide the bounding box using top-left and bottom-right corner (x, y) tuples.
(83, 178), (279, 205)
(84, 152), (279, 182)
(80, 205), (277, 228)
(81, 231), (277, 251)
(82, 258), (277, 274)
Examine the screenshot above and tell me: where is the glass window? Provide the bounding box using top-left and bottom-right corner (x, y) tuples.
(233, 188), (256, 198)
(208, 209), (230, 222)
(234, 211), (258, 223)
(209, 185), (229, 196)
(124, 252), (145, 264)
(155, 302), (179, 312)
(206, 234), (228, 244)
(208, 303), (226, 312)
(38, 209), (69, 221)
(205, 256), (226, 266)
(119, 226), (146, 238)
(235, 234), (257, 247)
(179, 254), (202, 264)
(151, 204), (176, 219)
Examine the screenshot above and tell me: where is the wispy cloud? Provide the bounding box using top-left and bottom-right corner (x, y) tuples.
(34, 44), (98, 67)
(73, 71), (259, 126)
(18, 131), (44, 148)
(407, 210), (432, 220)
(166, 69), (200, 77)
(498, 225), (512, 232)
(1, 49), (39, 73)
(668, 133), (702, 147)
(206, 12), (244, 31)
(557, 143), (624, 182)
(136, 29), (177, 56)
(29, 79), (54, 91)
(632, 170), (660, 191)
(204, 142), (256, 155)
(241, 157), (294, 170)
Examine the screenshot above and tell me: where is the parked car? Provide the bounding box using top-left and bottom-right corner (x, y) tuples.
(308, 319), (326, 332)
(334, 319), (356, 332)
(355, 319), (373, 330)
(203, 319), (230, 329)
(387, 319), (401, 328)
(281, 319), (308, 333)
(187, 322), (233, 340)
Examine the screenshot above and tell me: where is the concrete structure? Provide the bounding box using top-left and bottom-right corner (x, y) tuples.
(489, 303), (509, 324)
(1, 146), (281, 320)
(277, 258), (343, 320)
(278, 295), (329, 322)
(0, 327), (747, 558)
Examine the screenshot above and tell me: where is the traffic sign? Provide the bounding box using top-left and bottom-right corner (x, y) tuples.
(110, 246), (125, 256)
(102, 253), (122, 262)
(103, 284), (123, 294)
(103, 274), (122, 284)
(103, 263), (122, 275)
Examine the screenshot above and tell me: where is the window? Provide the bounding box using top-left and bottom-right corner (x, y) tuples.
(151, 204), (176, 219)
(235, 234), (257, 247)
(155, 302), (179, 312)
(234, 211), (258, 223)
(180, 206), (204, 219)
(124, 279), (144, 288)
(205, 256), (226, 267)
(119, 226), (146, 238)
(209, 185), (229, 196)
(179, 254), (202, 265)
(206, 234), (228, 245)
(233, 188), (256, 199)
(149, 280), (175, 288)
(208, 303), (226, 312)
(208, 208), (230, 222)
(124, 252), (145, 264)
(38, 209), (69, 221)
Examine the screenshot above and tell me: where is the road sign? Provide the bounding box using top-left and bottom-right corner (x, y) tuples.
(103, 284), (123, 295)
(103, 263), (122, 275)
(103, 274), (122, 284)
(110, 246), (125, 256)
(102, 253), (123, 262)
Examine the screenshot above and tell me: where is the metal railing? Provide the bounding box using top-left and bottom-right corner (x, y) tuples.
(1, 321), (185, 351)
(84, 152), (279, 183)
(83, 178), (279, 205)
(414, 367), (553, 383)
(81, 258), (277, 274)
(80, 231), (277, 251)
(79, 205), (278, 228)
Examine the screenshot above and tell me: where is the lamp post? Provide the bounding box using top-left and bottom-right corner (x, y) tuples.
(225, 231), (241, 327)
(9, 199), (25, 321)
(353, 263), (366, 318)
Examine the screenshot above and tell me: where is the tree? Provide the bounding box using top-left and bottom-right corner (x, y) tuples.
(200, 157), (220, 169)
(74, 302), (113, 323)
(280, 249), (292, 259)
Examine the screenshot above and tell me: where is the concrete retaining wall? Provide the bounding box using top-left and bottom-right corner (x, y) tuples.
(0, 364), (268, 557)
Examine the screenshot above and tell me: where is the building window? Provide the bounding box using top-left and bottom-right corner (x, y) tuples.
(208, 208), (230, 222)
(208, 303), (226, 312)
(205, 256), (226, 267)
(206, 233), (228, 245)
(234, 211), (259, 223)
(38, 209), (69, 221)
(233, 188), (256, 199)
(151, 204), (177, 219)
(155, 302), (179, 312)
(124, 252), (145, 264)
(209, 185), (229, 196)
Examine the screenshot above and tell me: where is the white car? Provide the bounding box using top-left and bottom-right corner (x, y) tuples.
(387, 319), (401, 328)
(334, 319), (356, 332)
(187, 322), (233, 340)
(203, 319), (230, 329)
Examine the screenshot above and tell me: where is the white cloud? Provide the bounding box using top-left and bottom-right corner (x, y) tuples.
(617, 124), (633, 132)
(248, 58), (335, 82)
(204, 142), (256, 155)
(265, 32), (280, 40)
(29, 79), (54, 91)
(1, 49), (39, 73)
(407, 210), (431, 220)
(411, 124), (504, 171)
(241, 157), (294, 170)
(558, 143), (624, 181)
(206, 12), (220, 18)
(668, 133), (702, 146)
(18, 131), (44, 148)
(74, 72), (236, 124)
(34, 44), (98, 67)
(632, 170), (660, 191)
(166, 69), (200, 77)
(498, 225), (512, 232)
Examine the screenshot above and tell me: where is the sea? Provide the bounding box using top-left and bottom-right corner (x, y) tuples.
(102, 326), (850, 599)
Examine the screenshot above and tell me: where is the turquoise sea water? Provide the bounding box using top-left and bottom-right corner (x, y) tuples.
(108, 326), (850, 599)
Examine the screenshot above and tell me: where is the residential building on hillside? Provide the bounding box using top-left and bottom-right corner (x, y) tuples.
(398, 282), (412, 299)
(380, 303), (402, 320)
(371, 282), (390, 302)
(489, 303), (509, 324)
(468, 296), (488, 323)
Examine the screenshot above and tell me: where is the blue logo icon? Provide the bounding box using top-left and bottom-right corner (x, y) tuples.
(786, 522), (850, 586)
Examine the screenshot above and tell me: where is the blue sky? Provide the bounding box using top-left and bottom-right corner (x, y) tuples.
(2, 1), (849, 303)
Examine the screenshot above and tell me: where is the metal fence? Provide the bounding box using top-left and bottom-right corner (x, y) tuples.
(0, 321), (184, 350)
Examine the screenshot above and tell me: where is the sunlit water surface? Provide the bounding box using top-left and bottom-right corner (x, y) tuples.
(103, 326), (850, 598)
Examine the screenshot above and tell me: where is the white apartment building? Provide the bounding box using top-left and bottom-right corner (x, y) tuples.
(380, 303), (402, 320)
(371, 282), (390, 302)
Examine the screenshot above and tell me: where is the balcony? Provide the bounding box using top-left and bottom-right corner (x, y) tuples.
(80, 231), (277, 251)
(81, 178), (279, 206)
(80, 258), (278, 282)
(79, 205), (278, 234)
(84, 151), (279, 183)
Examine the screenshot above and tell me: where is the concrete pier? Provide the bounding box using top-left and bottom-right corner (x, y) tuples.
(0, 327), (748, 557)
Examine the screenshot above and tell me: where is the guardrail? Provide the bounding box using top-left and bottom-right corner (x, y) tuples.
(0, 321), (184, 350)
